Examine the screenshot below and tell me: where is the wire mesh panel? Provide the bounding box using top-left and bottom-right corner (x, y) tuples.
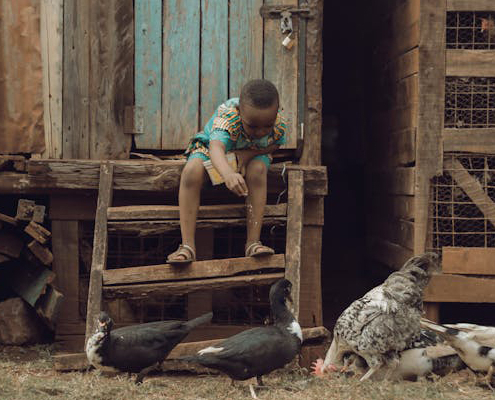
(430, 153), (495, 252)
(444, 77), (495, 128)
(446, 12), (495, 49)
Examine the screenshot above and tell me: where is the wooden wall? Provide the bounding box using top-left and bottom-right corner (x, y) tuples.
(366, 0), (420, 269)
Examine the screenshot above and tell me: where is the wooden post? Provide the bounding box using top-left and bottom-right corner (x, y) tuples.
(285, 170), (304, 320)
(85, 163), (114, 345)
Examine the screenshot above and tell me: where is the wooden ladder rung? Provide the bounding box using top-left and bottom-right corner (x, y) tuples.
(108, 216), (286, 234)
(107, 203), (287, 220)
(103, 272), (285, 299)
(103, 254), (285, 285)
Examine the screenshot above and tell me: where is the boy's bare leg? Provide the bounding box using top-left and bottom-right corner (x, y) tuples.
(169, 158), (206, 261)
(245, 160), (268, 253)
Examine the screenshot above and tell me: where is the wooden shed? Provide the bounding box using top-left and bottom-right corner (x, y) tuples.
(366, 0), (495, 321)
(0, 0), (327, 366)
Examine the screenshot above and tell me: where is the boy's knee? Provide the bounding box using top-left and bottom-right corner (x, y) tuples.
(181, 159), (205, 188)
(245, 160), (267, 186)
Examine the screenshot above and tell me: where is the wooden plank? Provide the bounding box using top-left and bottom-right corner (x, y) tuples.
(85, 163), (114, 344)
(389, 48), (419, 82)
(303, 196), (324, 226)
(229, 0), (263, 98)
(446, 50), (495, 77)
(40, 0), (63, 159)
(24, 221), (51, 245)
(134, 0), (162, 149)
(108, 216), (286, 235)
(447, 0), (495, 11)
(366, 236), (413, 270)
(36, 284), (64, 328)
(442, 247), (495, 275)
(21, 160), (327, 196)
(300, 0), (324, 165)
(103, 254), (285, 285)
(0, 212), (17, 226)
(108, 203), (287, 220)
(285, 170), (304, 320)
(443, 129), (495, 153)
(414, 0), (445, 254)
(63, 0), (90, 158)
(369, 195), (415, 222)
(28, 240), (53, 265)
(263, 0), (298, 148)
(104, 272), (285, 299)
(52, 221), (80, 323)
(368, 167), (416, 196)
(88, 0), (133, 159)
(161, 0), (200, 149)
(200, 0), (228, 127)
(8, 262), (55, 307)
(367, 217), (414, 250)
(424, 274), (495, 302)
(445, 157), (495, 228)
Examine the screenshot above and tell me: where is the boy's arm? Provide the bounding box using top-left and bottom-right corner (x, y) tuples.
(210, 140), (248, 197)
(235, 144), (280, 174)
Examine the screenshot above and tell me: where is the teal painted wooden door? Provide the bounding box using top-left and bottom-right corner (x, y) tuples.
(135, 0), (298, 150)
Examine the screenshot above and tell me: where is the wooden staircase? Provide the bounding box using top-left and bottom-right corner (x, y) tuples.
(84, 162), (306, 343)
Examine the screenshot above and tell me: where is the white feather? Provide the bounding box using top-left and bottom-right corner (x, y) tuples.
(287, 320), (303, 342)
(198, 346), (224, 355)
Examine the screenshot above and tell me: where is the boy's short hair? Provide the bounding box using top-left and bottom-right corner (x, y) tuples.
(239, 79), (279, 109)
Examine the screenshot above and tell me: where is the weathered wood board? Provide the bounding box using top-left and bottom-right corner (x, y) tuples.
(442, 247), (495, 275)
(424, 274), (495, 302)
(161, 0), (200, 149)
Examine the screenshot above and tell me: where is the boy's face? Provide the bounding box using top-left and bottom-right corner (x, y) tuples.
(238, 102), (278, 140)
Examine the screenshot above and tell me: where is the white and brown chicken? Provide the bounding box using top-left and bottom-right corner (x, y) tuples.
(313, 252), (439, 381)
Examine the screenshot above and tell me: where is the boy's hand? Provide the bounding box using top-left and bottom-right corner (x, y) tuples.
(234, 150), (255, 177)
(225, 172), (248, 197)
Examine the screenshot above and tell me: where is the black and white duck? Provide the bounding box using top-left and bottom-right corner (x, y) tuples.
(85, 311), (213, 383)
(181, 279), (302, 391)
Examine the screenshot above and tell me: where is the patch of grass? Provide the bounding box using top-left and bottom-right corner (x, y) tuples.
(1, 346), (495, 399)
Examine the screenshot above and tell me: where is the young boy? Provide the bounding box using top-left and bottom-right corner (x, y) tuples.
(167, 79), (286, 264)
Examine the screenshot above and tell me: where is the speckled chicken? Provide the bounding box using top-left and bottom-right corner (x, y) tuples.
(320, 252), (438, 381)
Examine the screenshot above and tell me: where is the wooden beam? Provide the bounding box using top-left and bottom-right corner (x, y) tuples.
(24, 221), (51, 245)
(0, 212), (17, 226)
(424, 274), (495, 302)
(445, 157), (495, 228)
(108, 216), (286, 235)
(366, 236), (413, 270)
(108, 203), (287, 220)
(103, 272), (285, 299)
(27, 241), (53, 265)
(15, 160), (327, 196)
(0, 232), (23, 258)
(443, 129), (495, 153)
(103, 254), (286, 285)
(52, 220), (80, 323)
(85, 163), (114, 344)
(40, 0), (63, 159)
(442, 247), (495, 275)
(447, 0), (495, 11)
(414, 0), (445, 255)
(446, 50), (495, 77)
(285, 170), (304, 320)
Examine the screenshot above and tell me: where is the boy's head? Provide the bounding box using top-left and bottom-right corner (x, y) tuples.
(239, 79), (279, 139)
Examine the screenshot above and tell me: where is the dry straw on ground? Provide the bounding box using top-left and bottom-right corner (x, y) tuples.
(1, 345), (495, 400)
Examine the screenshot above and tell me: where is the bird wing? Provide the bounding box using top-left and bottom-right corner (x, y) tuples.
(444, 323), (495, 348)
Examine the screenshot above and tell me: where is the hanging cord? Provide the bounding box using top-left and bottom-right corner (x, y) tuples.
(270, 163), (288, 236)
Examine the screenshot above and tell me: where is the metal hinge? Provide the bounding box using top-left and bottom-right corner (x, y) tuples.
(259, 3), (313, 19)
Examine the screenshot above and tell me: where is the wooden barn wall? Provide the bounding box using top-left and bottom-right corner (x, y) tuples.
(0, 0), (45, 154)
(365, 0), (420, 269)
(62, 0), (133, 160)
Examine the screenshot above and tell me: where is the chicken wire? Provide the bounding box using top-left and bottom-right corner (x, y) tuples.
(446, 11), (495, 49)
(429, 153), (495, 252)
(444, 77), (495, 129)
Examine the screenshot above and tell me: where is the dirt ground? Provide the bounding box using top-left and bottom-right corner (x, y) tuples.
(1, 345), (495, 400)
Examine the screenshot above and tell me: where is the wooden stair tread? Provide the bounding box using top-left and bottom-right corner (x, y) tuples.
(103, 254), (285, 285)
(103, 272), (285, 299)
(107, 203), (287, 220)
(107, 216), (286, 234)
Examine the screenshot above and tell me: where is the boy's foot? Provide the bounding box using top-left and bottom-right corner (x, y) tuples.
(167, 244), (196, 264)
(245, 241), (275, 257)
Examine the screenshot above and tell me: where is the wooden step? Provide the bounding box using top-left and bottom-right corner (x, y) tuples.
(108, 216), (286, 235)
(107, 203), (287, 220)
(103, 272), (285, 299)
(103, 254), (285, 285)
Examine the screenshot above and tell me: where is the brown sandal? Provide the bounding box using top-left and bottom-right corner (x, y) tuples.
(245, 241), (275, 257)
(167, 244), (196, 265)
